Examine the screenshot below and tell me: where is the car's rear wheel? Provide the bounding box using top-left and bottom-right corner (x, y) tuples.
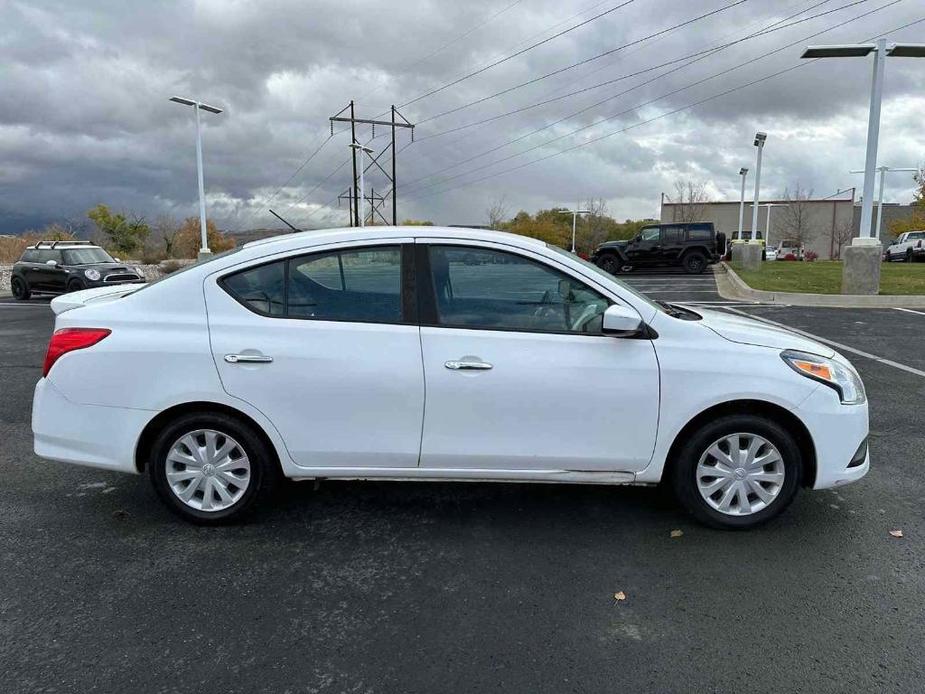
(597, 254), (620, 275)
(11, 276), (30, 300)
(682, 251), (707, 274)
(906, 249), (914, 263)
(670, 414), (802, 529)
(148, 412), (279, 524)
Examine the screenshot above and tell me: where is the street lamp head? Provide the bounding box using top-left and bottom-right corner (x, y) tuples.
(753, 132), (767, 147)
(739, 167), (748, 176)
(801, 44), (875, 58)
(169, 96), (223, 114)
(886, 43), (925, 58)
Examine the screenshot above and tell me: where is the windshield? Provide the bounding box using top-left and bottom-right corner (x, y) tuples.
(545, 244), (663, 313)
(62, 247), (114, 265)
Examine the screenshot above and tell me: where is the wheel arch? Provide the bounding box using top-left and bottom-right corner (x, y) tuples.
(663, 399), (817, 488)
(134, 401), (284, 475)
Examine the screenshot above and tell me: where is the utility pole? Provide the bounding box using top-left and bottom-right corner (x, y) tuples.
(338, 187), (355, 227)
(330, 103), (414, 225)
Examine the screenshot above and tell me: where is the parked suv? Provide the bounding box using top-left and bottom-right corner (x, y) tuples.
(884, 231), (925, 262)
(10, 241), (144, 300)
(591, 222), (725, 275)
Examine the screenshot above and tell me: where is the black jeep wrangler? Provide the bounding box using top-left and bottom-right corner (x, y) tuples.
(591, 222), (725, 275)
(10, 240), (145, 300)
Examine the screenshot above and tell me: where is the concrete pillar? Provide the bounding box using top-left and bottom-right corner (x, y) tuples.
(731, 243), (762, 272)
(842, 239), (881, 295)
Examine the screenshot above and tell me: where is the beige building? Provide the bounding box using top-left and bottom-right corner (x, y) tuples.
(660, 192), (858, 259)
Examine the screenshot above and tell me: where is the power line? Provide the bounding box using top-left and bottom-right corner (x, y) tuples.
(414, 0), (854, 136)
(399, 0), (872, 191)
(406, 2), (914, 201)
(413, 0), (750, 127)
(397, 0), (639, 109)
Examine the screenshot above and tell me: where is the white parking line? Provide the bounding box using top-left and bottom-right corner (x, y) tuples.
(894, 307), (925, 317)
(721, 307), (925, 378)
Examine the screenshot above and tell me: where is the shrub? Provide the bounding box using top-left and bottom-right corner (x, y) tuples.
(804, 250), (818, 262)
(783, 253), (797, 261)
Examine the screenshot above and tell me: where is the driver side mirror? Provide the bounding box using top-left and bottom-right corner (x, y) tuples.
(602, 304), (645, 337)
(45, 259), (58, 267)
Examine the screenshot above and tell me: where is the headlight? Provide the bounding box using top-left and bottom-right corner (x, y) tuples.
(83, 269), (101, 281)
(781, 349), (866, 405)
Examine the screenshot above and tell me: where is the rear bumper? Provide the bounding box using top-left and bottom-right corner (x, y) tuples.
(32, 378), (151, 474)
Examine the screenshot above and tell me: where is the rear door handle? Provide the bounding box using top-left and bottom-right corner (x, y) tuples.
(224, 354), (273, 364)
(445, 359), (492, 371)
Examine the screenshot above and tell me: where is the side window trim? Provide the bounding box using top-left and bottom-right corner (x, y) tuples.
(415, 241), (613, 336)
(219, 242), (414, 325)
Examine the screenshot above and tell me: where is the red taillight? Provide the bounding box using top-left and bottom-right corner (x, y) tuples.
(43, 328), (111, 378)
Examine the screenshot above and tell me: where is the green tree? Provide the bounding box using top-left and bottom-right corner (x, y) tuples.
(87, 204), (150, 255)
(400, 219), (434, 226)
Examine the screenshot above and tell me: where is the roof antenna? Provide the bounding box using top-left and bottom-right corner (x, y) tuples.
(268, 209), (302, 233)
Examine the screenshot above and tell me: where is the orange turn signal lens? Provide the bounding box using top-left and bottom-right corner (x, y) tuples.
(790, 359), (833, 381)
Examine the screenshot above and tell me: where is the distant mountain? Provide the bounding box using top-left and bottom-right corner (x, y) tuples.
(221, 227), (292, 245)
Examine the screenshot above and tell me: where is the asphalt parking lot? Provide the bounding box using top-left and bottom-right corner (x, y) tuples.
(2, 275), (925, 693)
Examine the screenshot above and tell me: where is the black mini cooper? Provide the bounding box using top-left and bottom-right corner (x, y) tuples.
(10, 241), (145, 300)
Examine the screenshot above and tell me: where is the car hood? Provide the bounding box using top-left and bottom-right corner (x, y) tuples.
(50, 284), (144, 315)
(597, 240), (629, 250)
(691, 307), (835, 357)
(70, 262), (135, 272)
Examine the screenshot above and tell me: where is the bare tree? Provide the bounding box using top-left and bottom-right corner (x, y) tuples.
(151, 215), (181, 257)
(832, 218), (855, 259)
(780, 183), (814, 247)
(579, 197), (610, 255)
(486, 195), (508, 230)
(667, 179), (708, 223)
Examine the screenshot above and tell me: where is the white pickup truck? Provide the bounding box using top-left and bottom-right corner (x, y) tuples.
(884, 230), (925, 262)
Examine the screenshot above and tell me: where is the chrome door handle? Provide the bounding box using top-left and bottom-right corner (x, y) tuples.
(224, 354), (273, 364)
(445, 359), (492, 371)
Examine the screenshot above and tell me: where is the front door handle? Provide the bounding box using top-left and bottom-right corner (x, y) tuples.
(445, 359), (493, 371)
(225, 354), (273, 364)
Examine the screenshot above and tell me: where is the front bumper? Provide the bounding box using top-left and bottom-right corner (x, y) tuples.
(798, 384), (870, 489)
(32, 378), (151, 474)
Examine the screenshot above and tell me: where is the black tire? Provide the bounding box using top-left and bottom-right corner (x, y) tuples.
(148, 411), (280, 524)
(11, 276), (31, 301)
(597, 254), (621, 275)
(669, 414), (802, 530)
(67, 279), (85, 293)
(682, 251), (707, 274)
(906, 249), (914, 263)
(714, 232), (726, 256)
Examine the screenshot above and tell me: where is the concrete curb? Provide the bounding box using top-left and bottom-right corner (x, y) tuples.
(717, 262), (925, 308)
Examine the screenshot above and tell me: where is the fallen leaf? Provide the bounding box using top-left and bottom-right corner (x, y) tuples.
(613, 591), (626, 602)
(889, 529), (903, 538)
(670, 529), (683, 538)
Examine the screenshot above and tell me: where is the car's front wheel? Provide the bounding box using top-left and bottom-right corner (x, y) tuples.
(597, 254), (620, 275)
(148, 412), (279, 524)
(670, 414), (802, 529)
(11, 276), (31, 300)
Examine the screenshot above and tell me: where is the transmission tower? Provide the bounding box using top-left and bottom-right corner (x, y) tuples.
(329, 101), (414, 226)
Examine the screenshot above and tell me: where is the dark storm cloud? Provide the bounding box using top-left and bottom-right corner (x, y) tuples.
(1, 0), (923, 233)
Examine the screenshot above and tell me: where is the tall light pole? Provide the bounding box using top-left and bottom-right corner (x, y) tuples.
(802, 42), (925, 242)
(169, 96), (222, 258)
(348, 141), (374, 227)
(558, 206), (591, 253)
(753, 203), (788, 248)
(750, 132), (767, 245)
(737, 167), (748, 243)
(849, 166), (918, 241)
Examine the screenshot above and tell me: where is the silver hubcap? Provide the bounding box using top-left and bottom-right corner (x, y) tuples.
(165, 429), (251, 512)
(696, 433), (785, 516)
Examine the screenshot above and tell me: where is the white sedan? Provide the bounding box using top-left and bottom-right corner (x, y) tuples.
(32, 227), (869, 528)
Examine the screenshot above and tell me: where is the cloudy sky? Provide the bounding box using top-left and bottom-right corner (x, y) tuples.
(2, 0), (924, 234)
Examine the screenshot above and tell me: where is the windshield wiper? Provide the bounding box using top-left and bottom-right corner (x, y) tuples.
(657, 300), (684, 317)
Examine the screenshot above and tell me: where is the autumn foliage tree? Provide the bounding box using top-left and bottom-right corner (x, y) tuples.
(173, 217), (235, 258)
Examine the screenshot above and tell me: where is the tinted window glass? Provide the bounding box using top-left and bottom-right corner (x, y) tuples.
(288, 246), (401, 322)
(688, 225), (713, 241)
(34, 249), (62, 263)
(223, 260), (286, 316)
(21, 250), (38, 262)
(661, 226), (683, 244)
(639, 227), (660, 242)
(428, 246), (609, 334)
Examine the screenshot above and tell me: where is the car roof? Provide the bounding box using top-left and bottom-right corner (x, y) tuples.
(26, 243), (102, 249)
(242, 225), (548, 252)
